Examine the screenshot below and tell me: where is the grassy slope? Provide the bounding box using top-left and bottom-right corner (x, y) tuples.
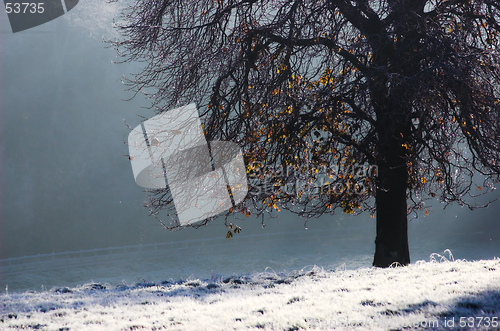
(1, 255), (499, 330)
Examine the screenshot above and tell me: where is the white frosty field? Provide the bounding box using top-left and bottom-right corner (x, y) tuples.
(1, 252), (499, 331)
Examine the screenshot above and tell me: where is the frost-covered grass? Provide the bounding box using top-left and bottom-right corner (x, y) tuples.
(1, 252), (499, 330)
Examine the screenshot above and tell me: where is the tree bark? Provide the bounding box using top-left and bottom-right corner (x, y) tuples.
(373, 130), (411, 267)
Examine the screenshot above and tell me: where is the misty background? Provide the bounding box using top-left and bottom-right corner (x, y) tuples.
(0, 0), (498, 292)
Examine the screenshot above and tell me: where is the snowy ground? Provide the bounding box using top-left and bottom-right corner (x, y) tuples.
(1, 252), (499, 331)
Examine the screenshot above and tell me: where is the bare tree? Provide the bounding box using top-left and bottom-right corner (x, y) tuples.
(109, 0), (500, 267)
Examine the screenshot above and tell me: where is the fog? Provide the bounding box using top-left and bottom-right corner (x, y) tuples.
(0, 0), (498, 285)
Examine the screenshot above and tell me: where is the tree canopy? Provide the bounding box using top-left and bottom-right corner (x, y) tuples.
(110, 0), (500, 267)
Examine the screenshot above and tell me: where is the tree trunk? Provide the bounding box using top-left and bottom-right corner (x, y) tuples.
(368, 37), (412, 267)
(373, 132), (410, 267)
